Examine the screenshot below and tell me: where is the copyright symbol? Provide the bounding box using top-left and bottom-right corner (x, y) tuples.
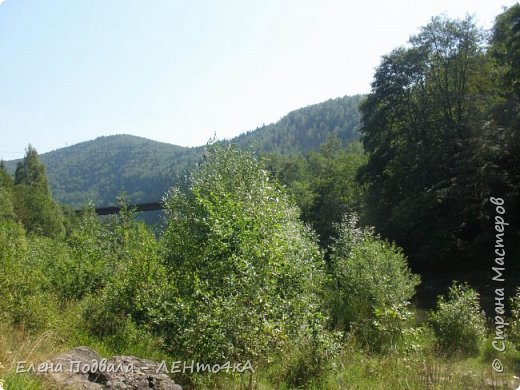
(492, 359), (503, 372)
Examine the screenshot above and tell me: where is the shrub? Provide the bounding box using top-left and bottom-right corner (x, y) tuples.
(25, 235), (74, 301)
(159, 144), (327, 363)
(328, 214), (420, 352)
(65, 207), (117, 299)
(276, 314), (342, 388)
(0, 186), (15, 221)
(0, 221), (59, 330)
(429, 282), (486, 356)
(83, 220), (173, 340)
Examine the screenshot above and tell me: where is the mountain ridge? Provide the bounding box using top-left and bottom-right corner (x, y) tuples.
(5, 94), (363, 207)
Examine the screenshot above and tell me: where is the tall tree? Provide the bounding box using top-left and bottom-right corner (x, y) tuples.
(13, 146), (64, 237)
(359, 16), (494, 270)
(306, 136), (367, 248)
(489, 4), (520, 258)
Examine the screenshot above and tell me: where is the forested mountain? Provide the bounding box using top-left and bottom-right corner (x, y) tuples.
(232, 95), (362, 154)
(4, 95), (362, 207)
(4, 135), (203, 207)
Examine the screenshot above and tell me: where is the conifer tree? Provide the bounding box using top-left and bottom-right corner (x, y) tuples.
(13, 146), (64, 237)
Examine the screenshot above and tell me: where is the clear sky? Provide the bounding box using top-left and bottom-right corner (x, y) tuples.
(0, 0), (517, 160)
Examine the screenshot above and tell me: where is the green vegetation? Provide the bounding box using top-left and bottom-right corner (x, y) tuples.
(21, 135), (197, 207)
(265, 136), (368, 247)
(429, 283), (487, 356)
(3, 95), (362, 209)
(233, 95), (362, 154)
(328, 214), (420, 352)
(3, 146), (64, 237)
(510, 288), (520, 350)
(160, 144), (327, 365)
(1, 6), (520, 390)
(359, 11), (520, 272)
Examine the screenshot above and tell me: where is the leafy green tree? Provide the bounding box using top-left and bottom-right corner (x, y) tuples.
(359, 16), (495, 270)
(265, 137), (368, 249)
(13, 146), (64, 237)
(0, 220), (60, 331)
(306, 137), (368, 248)
(491, 4), (520, 113)
(263, 151), (314, 211)
(0, 161), (15, 221)
(82, 206), (173, 348)
(489, 4), (520, 256)
(160, 144), (326, 362)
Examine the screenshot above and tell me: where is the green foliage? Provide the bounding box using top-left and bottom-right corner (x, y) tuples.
(306, 139), (368, 247)
(355, 6), (520, 273)
(234, 95), (362, 155)
(0, 162), (15, 222)
(359, 15), (500, 270)
(275, 314), (342, 388)
(33, 135), (194, 207)
(489, 4), (520, 257)
(13, 146), (64, 237)
(491, 4), (520, 103)
(316, 338), (509, 390)
(0, 187), (15, 221)
(429, 282), (486, 356)
(0, 220), (59, 331)
(3, 97), (361, 209)
(63, 208), (116, 299)
(160, 143), (326, 363)
(265, 137), (368, 248)
(328, 214), (420, 352)
(82, 215), (172, 341)
(0, 220), (27, 278)
(3, 8), (520, 388)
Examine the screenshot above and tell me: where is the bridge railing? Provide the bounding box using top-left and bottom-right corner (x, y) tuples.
(76, 202), (164, 215)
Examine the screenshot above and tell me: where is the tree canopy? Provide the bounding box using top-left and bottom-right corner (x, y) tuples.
(358, 14), (518, 270)
(12, 146), (64, 237)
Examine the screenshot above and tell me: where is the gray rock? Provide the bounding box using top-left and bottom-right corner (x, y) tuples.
(38, 347), (182, 390)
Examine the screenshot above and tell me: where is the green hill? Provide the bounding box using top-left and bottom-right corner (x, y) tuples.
(232, 95), (362, 154)
(5, 95), (362, 207)
(43, 135), (201, 207)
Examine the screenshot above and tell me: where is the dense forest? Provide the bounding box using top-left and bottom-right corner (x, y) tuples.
(358, 12), (520, 274)
(3, 95), (362, 208)
(4, 135), (202, 207)
(232, 94), (363, 154)
(1, 6), (520, 390)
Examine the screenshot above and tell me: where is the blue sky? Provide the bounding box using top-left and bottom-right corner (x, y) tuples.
(0, 0), (517, 159)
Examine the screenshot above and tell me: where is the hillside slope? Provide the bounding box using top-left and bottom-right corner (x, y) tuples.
(6, 95), (362, 207)
(232, 95), (362, 154)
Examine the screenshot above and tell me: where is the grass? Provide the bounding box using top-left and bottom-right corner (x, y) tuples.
(186, 331), (520, 390)
(0, 318), (519, 390)
(320, 350), (515, 389)
(0, 325), (61, 390)
(0, 304), (171, 390)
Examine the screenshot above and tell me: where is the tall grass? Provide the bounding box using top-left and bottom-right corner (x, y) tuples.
(0, 325), (63, 389)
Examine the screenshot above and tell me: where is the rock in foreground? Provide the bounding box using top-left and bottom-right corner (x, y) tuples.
(38, 346), (182, 389)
